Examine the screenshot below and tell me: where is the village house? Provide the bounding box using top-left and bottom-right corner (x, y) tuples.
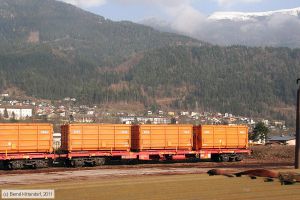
(267, 135), (296, 145)
(168, 112), (175, 116)
(73, 114), (94, 123)
(53, 132), (62, 150)
(119, 116), (170, 124)
(1, 93), (9, 97)
(0, 106), (33, 120)
(180, 111), (189, 116)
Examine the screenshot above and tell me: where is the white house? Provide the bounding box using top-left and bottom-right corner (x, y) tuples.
(0, 106), (33, 119)
(168, 112), (175, 116)
(87, 110), (95, 115)
(53, 133), (61, 150)
(119, 116), (171, 124)
(262, 119), (269, 126)
(180, 111), (189, 116)
(1, 93), (9, 97)
(191, 112), (199, 117)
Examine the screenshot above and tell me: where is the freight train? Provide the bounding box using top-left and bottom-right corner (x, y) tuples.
(0, 123), (250, 169)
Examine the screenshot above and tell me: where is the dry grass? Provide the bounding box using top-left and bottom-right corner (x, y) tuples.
(98, 53), (144, 73)
(2, 173), (300, 200)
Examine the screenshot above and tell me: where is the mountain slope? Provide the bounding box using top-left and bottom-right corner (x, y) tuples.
(128, 46), (299, 121)
(0, 0), (201, 65)
(0, 0), (299, 125)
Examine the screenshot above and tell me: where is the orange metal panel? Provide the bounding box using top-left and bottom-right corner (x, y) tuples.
(61, 124), (131, 152)
(131, 125), (193, 151)
(0, 123), (53, 154)
(194, 125), (248, 150)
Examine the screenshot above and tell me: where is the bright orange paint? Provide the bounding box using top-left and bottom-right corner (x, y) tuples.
(193, 125), (248, 150)
(0, 123), (53, 153)
(131, 125), (193, 151)
(61, 124), (131, 152)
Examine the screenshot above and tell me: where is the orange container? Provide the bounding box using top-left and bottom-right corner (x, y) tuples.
(193, 125), (248, 150)
(61, 124), (131, 152)
(131, 125), (193, 151)
(0, 123), (53, 154)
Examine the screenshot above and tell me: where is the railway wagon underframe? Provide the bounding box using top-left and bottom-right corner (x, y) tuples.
(0, 149), (251, 169)
(59, 151), (137, 167)
(0, 153), (55, 169)
(136, 149), (250, 162)
(58, 148), (250, 167)
(200, 149), (251, 162)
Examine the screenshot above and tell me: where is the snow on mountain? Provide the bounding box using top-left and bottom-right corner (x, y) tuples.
(141, 7), (300, 48)
(208, 7), (300, 21)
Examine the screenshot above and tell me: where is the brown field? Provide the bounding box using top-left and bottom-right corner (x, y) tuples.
(2, 173), (300, 200)
(250, 145), (295, 162)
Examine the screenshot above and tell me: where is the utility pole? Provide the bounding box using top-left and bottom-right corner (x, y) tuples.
(295, 79), (300, 169)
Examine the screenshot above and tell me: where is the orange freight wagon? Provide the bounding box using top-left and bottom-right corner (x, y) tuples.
(61, 124), (131, 152)
(193, 125), (248, 150)
(131, 124), (193, 151)
(0, 123), (53, 154)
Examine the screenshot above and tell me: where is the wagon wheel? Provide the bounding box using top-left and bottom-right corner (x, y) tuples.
(71, 159), (84, 167)
(10, 160), (24, 170)
(35, 160), (49, 168)
(220, 154), (230, 162)
(94, 157), (106, 166)
(235, 154), (243, 162)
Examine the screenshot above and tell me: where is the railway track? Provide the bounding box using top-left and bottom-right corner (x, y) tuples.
(0, 159), (293, 176)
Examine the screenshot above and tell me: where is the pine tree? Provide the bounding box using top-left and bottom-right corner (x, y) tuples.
(250, 122), (269, 142)
(11, 111), (15, 120)
(3, 108), (8, 119)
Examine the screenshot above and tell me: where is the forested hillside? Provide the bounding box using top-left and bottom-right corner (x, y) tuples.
(0, 0), (201, 65)
(128, 46), (300, 122)
(0, 0), (299, 124)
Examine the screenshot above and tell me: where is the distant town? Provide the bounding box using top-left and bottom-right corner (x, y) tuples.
(0, 93), (290, 134)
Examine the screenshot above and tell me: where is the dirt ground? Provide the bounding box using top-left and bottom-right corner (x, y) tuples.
(0, 167), (208, 185)
(250, 145), (295, 162)
(2, 173), (300, 200)
(0, 158), (293, 185)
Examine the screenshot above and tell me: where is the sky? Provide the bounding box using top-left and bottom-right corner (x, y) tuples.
(57, 0), (300, 22)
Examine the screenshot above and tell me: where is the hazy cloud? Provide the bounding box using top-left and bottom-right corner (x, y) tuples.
(57, 0), (300, 48)
(166, 4), (206, 36)
(121, 0), (205, 36)
(111, 0), (190, 7)
(216, 0), (262, 7)
(58, 0), (263, 9)
(142, 11), (300, 48)
(58, 0), (107, 8)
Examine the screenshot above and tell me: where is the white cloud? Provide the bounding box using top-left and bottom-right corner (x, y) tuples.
(128, 0), (205, 36)
(216, 0), (262, 7)
(57, 0), (192, 11)
(112, 0), (190, 7)
(58, 0), (107, 8)
(166, 4), (206, 36)
(111, 0), (205, 35)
